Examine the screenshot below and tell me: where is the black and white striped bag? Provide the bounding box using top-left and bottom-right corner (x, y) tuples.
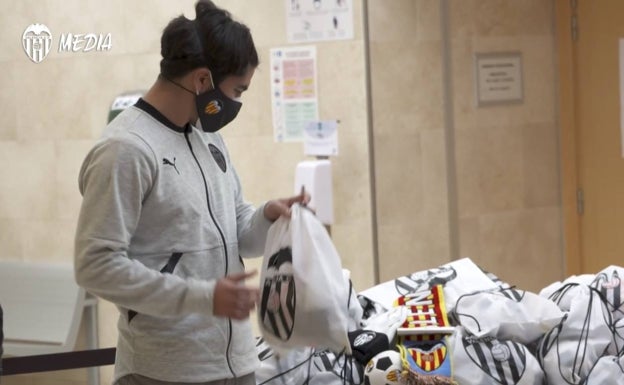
(358, 258), (499, 313)
(258, 204), (351, 355)
(537, 285), (614, 384)
(449, 327), (544, 385)
(592, 266), (624, 323)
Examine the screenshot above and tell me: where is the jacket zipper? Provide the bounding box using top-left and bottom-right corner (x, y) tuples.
(184, 131), (236, 377)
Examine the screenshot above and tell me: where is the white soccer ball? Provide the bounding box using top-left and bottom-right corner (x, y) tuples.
(363, 350), (402, 385)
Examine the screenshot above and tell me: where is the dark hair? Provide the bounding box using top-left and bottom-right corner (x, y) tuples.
(159, 0), (259, 84)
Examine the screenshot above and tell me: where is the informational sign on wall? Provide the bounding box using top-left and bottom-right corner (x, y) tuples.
(620, 39), (624, 157)
(285, 0), (353, 43)
(271, 46), (319, 142)
(475, 52), (524, 107)
(304, 120), (339, 157)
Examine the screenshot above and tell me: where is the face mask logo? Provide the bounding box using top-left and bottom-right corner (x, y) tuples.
(204, 99), (223, 115)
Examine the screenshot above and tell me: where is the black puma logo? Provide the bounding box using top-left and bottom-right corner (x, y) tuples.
(163, 157), (179, 175)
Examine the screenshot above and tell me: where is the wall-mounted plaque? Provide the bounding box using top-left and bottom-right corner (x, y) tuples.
(475, 51), (523, 107)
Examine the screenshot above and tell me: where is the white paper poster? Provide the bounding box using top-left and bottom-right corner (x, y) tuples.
(271, 46), (319, 142)
(304, 120), (338, 156)
(286, 0), (353, 43)
(620, 38), (624, 157)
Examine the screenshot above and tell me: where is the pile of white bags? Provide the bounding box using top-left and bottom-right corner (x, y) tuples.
(254, 212), (624, 385)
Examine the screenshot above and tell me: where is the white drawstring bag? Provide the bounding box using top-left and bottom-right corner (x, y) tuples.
(255, 344), (315, 385)
(617, 318), (624, 353)
(453, 287), (565, 345)
(592, 265), (624, 322)
(609, 318), (624, 356)
(537, 287), (614, 385)
(258, 204), (351, 355)
(255, 343), (363, 385)
(582, 354), (624, 385)
(449, 327), (544, 385)
(343, 269), (364, 332)
(359, 258), (498, 313)
(539, 275), (595, 311)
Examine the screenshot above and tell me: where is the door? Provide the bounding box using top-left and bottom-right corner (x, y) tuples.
(557, 0), (624, 275)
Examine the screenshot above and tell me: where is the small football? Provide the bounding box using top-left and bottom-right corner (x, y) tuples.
(364, 350), (402, 385)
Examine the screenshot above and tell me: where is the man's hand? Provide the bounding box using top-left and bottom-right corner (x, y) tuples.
(213, 270), (259, 320)
(264, 188), (311, 221)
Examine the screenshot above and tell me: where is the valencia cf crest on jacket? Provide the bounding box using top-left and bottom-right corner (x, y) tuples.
(259, 247), (296, 341)
(208, 144), (227, 173)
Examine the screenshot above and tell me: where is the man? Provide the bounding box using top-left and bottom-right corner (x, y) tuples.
(75, 1), (308, 384)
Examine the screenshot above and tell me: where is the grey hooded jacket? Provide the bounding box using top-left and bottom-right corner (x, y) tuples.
(74, 99), (271, 383)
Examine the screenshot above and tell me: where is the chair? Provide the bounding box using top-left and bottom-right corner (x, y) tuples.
(0, 260), (100, 385)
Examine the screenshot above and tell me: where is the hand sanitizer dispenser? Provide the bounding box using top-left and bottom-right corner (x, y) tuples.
(294, 159), (333, 225)
(108, 90), (144, 123)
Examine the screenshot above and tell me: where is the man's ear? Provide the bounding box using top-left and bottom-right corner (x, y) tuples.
(192, 67), (213, 93)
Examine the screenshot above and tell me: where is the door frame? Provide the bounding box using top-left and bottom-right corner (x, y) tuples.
(555, 0), (581, 276)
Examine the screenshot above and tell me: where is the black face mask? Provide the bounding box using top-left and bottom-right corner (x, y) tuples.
(195, 84), (242, 133)
(163, 74), (242, 133)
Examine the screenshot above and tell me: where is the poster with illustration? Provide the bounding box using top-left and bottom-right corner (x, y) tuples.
(286, 0), (353, 43)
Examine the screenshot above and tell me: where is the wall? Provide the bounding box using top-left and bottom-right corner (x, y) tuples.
(449, 0), (563, 291)
(368, 0), (452, 282)
(367, 0), (563, 292)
